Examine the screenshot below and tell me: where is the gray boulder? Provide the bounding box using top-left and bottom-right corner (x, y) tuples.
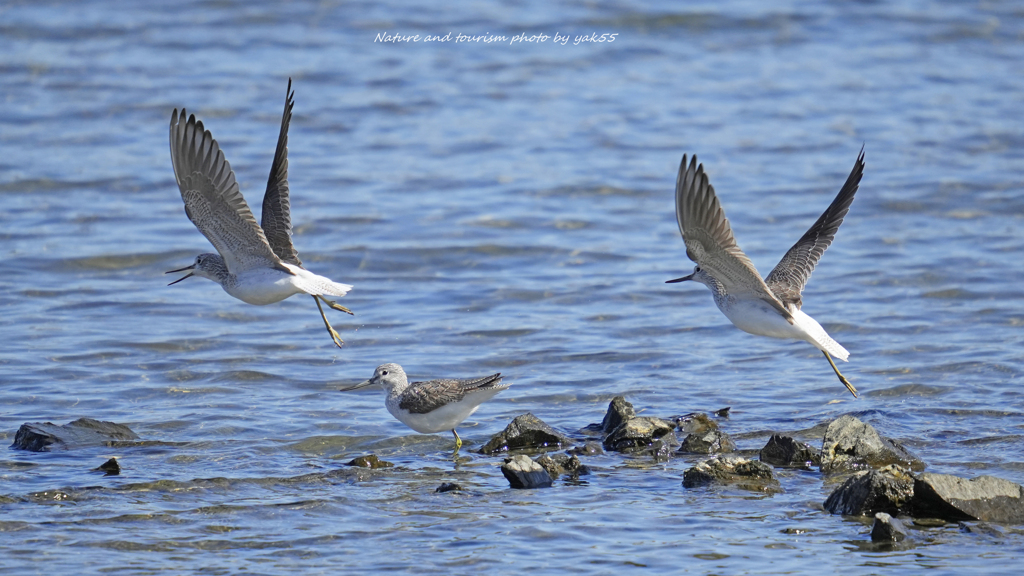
(871, 512), (909, 542)
(823, 464), (915, 516)
(12, 418), (139, 451)
(820, 415), (923, 474)
(600, 396), (636, 433)
(679, 430), (736, 454)
(603, 417), (676, 452)
(760, 434), (820, 468)
(682, 456), (780, 492)
(479, 413), (571, 455)
(501, 455), (553, 489)
(912, 472), (1024, 524)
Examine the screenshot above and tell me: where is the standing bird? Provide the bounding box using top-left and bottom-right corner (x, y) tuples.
(667, 149), (865, 396)
(340, 363), (509, 452)
(166, 79), (354, 348)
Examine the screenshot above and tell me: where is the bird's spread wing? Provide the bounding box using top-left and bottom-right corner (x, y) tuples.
(261, 79), (302, 266)
(675, 154), (790, 318)
(399, 374), (505, 415)
(765, 147), (864, 308)
(169, 108), (282, 273)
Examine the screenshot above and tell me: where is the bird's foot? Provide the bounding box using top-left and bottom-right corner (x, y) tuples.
(319, 295), (354, 316)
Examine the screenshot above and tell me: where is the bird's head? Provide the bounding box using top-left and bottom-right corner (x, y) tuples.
(166, 253), (227, 285)
(340, 363), (408, 395)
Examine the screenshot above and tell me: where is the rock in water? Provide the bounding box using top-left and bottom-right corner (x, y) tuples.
(501, 455), (553, 489)
(94, 458), (121, 476)
(675, 413), (718, 435)
(600, 396), (636, 433)
(823, 464), (915, 516)
(345, 454), (393, 469)
(682, 456), (780, 492)
(912, 472), (1024, 524)
(479, 413), (571, 455)
(819, 415), (923, 474)
(603, 417), (676, 452)
(760, 434), (820, 468)
(871, 512), (909, 542)
(679, 430), (736, 454)
(567, 441), (603, 456)
(11, 418), (140, 451)
(435, 483), (462, 493)
(535, 453), (590, 479)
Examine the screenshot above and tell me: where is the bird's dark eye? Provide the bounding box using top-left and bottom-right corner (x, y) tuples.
(381, 370), (389, 376)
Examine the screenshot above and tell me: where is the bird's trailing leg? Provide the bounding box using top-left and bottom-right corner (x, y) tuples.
(823, 351), (858, 398)
(317, 294), (354, 316)
(451, 429), (463, 453)
(313, 295), (345, 349)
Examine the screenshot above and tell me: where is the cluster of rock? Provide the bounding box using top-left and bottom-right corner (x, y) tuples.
(10, 406), (1024, 541)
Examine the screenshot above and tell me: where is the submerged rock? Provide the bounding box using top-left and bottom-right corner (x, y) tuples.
(682, 456), (780, 492)
(819, 415), (923, 474)
(480, 413), (570, 455)
(603, 417), (675, 453)
(912, 472), (1024, 524)
(567, 441), (603, 456)
(600, 396), (636, 433)
(94, 458), (121, 476)
(345, 454), (393, 469)
(535, 453), (590, 479)
(501, 455), (553, 489)
(760, 434), (820, 468)
(871, 512), (909, 542)
(12, 418), (140, 452)
(435, 483), (462, 493)
(679, 430), (736, 454)
(823, 464), (915, 516)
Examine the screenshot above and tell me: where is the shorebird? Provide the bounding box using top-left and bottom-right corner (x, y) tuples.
(340, 363), (509, 451)
(166, 79), (354, 348)
(667, 149), (865, 397)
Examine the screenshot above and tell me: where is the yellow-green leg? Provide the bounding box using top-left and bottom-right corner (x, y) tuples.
(823, 351), (858, 398)
(451, 429), (462, 453)
(317, 295), (354, 316)
(313, 296), (345, 349)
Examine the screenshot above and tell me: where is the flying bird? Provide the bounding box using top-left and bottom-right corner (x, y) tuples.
(667, 149), (865, 396)
(166, 79), (354, 347)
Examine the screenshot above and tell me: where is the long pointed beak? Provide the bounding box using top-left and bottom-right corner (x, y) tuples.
(166, 265), (196, 286)
(339, 378), (376, 392)
(666, 273), (694, 284)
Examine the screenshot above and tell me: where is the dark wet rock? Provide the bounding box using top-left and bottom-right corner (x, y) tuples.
(649, 437), (678, 462)
(911, 472), (1024, 524)
(480, 413), (570, 455)
(959, 522), (1004, 537)
(12, 418), (140, 452)
(501, 455), (553, 489)
(567, 441), (603, 456)
(819, 415), (923, 474)
(436, 482), (462, 493)
(94, 458), (121, 476)
(714, 407), (731, 418)
(603, 417), (676, 453)
(760, 434), (820, 468)
(682, 456), (780, 492)
(600, 396), (636, 433)
(345, 454), (393, 469)
(871, 512), (909, 542)
(823, 464), (915, 516)
(535, 454), (590, 479)
(674, 413), (718, 435)
(679, 430), (736, 454)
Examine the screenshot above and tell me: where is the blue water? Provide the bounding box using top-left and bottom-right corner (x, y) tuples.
(2, 0), (1024, 573)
